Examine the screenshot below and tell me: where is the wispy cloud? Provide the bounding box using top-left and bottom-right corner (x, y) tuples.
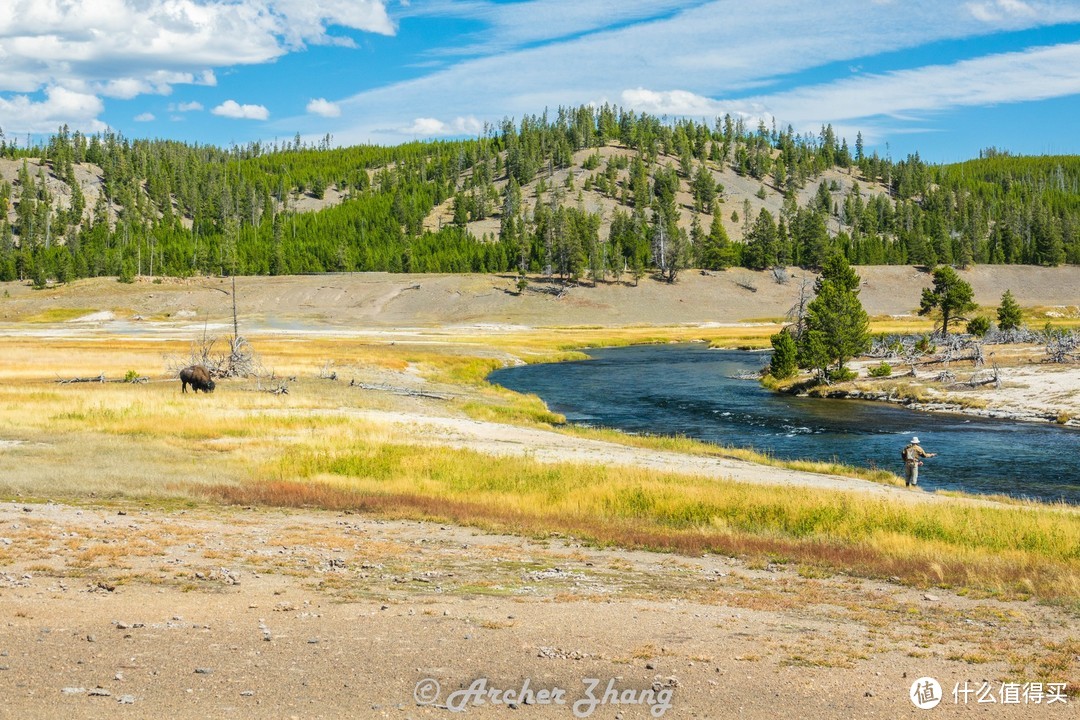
(737, 41), (1080, 140)
(966, 0), (1038, 23)
(404, 0), (692, 55)
(307, 0), (1080, 147)
(212, 99), (270, 120)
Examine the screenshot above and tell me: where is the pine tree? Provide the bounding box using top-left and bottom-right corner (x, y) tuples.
(798, 254), (870, 378)
(997, 289), (1023, 332)
(700, 214), (734, 270)
(919, 266), (977, 337)
(769, 331), (798, 379)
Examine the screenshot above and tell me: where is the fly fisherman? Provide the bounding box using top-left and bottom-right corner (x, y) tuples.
(901, 436), (936, 487)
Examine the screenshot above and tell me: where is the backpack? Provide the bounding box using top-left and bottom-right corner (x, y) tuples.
(901, 444), (916, 462)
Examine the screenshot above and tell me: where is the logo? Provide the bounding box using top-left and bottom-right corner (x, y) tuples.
(910, 677), (942, 709)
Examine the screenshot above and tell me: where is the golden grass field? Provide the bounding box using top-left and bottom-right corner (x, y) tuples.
(1, 318), (1078, 620)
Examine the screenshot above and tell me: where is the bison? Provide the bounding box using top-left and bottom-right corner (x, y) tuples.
(179, 365), (216, 394)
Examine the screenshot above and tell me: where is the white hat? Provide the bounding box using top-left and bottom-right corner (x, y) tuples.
(911, 436), (920, 444)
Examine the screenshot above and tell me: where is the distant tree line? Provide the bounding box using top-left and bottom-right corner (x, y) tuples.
(0, 106), (1077, 287)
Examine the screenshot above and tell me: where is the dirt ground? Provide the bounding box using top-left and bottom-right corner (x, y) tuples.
(1, 269), (1078, 718)
(1, 501), (1075, 720)
(3, 265), (1078, 329)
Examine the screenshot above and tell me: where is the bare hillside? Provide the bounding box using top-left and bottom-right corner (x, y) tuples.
(1, 265), (1076, 330)
(423, 143), (888, 245)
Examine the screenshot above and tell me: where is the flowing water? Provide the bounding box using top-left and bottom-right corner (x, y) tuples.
(490, 343), (1080, 504)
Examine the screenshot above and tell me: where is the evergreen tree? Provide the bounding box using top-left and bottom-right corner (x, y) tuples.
(769, 331), (798, 379)
(743, 208), (777, 270)
(919, 266), (977, 337)
(997, 289), (1023, 332)
(700, 214), (735, 270)
(798, 254), (870, 377)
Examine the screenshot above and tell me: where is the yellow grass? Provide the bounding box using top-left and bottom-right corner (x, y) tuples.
(0, 330), (1077, 607)
(194, 435), (1080, 603)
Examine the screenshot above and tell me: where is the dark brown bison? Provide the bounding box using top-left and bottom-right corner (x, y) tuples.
(179, 365), (216, 394)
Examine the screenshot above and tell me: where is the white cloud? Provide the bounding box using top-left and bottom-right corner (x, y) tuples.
(744, 42), (1080, 131)
(0, 0), (392, 133)
(401, 115), (483, 137)
(212, 99), (270, 120)
(134, 112), (155, 121)
(0, 85), (106, 134)
(173, 101), (204, 112)
(305, 0), (1080, 149)
(967, 0), (1037, 22)
(102, 78), (155, 100)
(307, 98), (341, 117)
(407, 0), (690, 56)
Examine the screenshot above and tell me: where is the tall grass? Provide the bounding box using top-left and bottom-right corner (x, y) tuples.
(199, 438), (1080, 605)
(3, 330), (1078, 607)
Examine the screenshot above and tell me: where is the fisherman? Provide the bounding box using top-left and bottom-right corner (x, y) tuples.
(901, 436), (936, 487)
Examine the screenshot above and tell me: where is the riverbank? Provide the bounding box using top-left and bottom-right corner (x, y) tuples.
(802, 354), (1080, 429)
(0, 272), (1078, 716)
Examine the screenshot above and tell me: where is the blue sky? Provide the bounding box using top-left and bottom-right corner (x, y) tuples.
(2, 0), (1080, 163)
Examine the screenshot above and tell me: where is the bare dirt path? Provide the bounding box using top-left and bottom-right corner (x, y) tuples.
(0, 501), (1072, 719)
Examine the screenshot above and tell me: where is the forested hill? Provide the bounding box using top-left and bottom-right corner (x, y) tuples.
(0, 106), (1077, 287)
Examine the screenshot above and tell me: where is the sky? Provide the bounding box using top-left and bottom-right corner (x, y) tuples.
(1, 0), (1080, 164)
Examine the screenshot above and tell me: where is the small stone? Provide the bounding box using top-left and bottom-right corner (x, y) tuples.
(86, 635), (96, 643)
(88, 687), (111, 697)
(118, 694), (135, 704)
(864, 691), (874, 697)
(923, 593), (940, 602)
(240, 691), (255, 697)
(194, 668), (213, 675)
(307, 638), (319, 644)
(61, 687), (86, 695)
(645, 662), (655, 670)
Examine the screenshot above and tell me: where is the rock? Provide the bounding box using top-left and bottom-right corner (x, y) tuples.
(923, 593), (940, 602)
(240, 691), (255, 697)
(88, 687), (111, 697)
(117, 695), (135, 704)
(194, 668), (213, 674)
(61, 687), (86, 695)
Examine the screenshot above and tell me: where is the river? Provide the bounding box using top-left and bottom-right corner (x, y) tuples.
(489, 344), (1080, 504)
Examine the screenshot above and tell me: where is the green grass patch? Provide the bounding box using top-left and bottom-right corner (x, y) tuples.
(22, 308), (96, 323)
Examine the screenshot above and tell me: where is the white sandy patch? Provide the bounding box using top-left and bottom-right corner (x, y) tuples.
(67, 310), (115, 323)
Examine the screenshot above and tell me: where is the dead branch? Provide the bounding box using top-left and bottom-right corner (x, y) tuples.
(56, 373), (106, 384)
(350, 381), (449, 400)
